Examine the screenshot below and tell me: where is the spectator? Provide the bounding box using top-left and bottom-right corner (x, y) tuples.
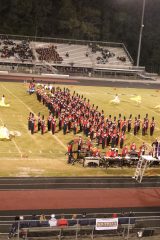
(79, 212), (89, 226)
(57, 214), (68, 226)
(112, 213), (118, 218)
(68, 214), (78, 226)
(29, 214), (39, 227)
(39, 214), (48, 226)
(65, 52), (69, 57)
(8, 216), (19, 239)
(48, 214), (57, 227)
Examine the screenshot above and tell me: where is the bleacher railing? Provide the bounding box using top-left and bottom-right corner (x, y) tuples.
(0, 215), (160, 239)
(0, 33), (123, 47)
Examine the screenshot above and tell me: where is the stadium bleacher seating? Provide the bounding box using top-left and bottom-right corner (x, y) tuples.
(1, 35), (149, 77)
(0, 38), (33, 62)
(0, 36), (132, 70)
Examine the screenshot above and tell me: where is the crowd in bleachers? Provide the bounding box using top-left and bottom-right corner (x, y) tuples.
(0, 37), (33, 62)
(90, 44), (116, 65)
(36, 45), (63, 63)
(117, 56), (126, 62)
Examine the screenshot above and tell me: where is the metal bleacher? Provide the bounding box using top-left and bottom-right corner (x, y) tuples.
(50, 43), (132, 68)
(0, 34), (148, 78)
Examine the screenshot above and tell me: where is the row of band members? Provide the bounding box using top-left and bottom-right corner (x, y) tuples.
(28, 112), (155, 141)
(67, 137), (159, 162)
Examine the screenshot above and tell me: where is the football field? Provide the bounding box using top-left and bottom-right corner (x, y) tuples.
(0, 81), (160, 177)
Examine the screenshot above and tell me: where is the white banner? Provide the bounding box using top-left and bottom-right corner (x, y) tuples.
(96, 218), (118, 230)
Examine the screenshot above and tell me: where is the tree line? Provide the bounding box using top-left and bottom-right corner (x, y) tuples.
(0, 0), (160, 72)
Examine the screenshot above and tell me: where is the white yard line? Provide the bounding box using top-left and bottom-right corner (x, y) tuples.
(0, 152), (19, 154)
(142, 105), (160, 116)
(53, 134), (67, 150)
(12, 139), (22, 156)
(1, 84), (67, 150)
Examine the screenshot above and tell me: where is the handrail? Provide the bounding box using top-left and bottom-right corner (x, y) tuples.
(0, 33), (123, 48)
(122, 43), (134, 64)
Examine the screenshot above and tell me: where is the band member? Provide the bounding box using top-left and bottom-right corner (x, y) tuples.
(107, 115), (112, 128)
(41, 115), (45, 135)
(142, 118), (146, 136)
(134, 117), (138, 135)
(47, 112), (52, 131)
(130, 142), (136, 152)
(152, 139), (159, 158)
(28, 112), (32, 131)
(106, 132), (111, 146)
(85, 120), (90, 137)
(137, 114), (141, 133)
(78, 136), (83, 152)
(90, 127), (94, 141)
(119, 132), (125, 149)
(30, 113), (35, 134)
(127, 114), (132, 133)
(51, 117), (56, 135)
(96, 130), (101, 146)
(115, 131), (119, 146)
(145, 113), (149, 132)
(68, 115), (72, 132)
(121, 145), (128, 157)
(121, 116), (127, 133)
(111, 133), (116, 148)
(117, 113), (122, 130)
(150, 117), (155, 136)
(101, 132), (106, 149)
(63, 119), (68, 135)
(112, 116), (117, 130)
(139, 142), (147, 156)
(38, 112), (41, 131)
(73, 121), (77, 135)
(106, 148), (112, 157)
(95, 148), (101, 157)
(86, 138), (92, 152)
(67, 142), (72, 164)
(59, 116), (62, 131)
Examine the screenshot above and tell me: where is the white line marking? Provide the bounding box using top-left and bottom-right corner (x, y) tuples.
(1, 84), (67, 150)
(0, 152), (18, 154)
(12, 139), (22, 155)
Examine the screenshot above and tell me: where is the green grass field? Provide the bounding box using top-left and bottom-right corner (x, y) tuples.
(0, 81), (160, 177)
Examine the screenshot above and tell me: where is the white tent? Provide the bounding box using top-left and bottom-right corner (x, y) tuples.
(0, 126), (10, 140)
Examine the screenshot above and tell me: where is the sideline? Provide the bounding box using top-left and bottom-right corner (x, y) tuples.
(1, 84), (67, 150)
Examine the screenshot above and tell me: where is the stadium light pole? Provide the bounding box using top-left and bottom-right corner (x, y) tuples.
(136, 0), (146, 67)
